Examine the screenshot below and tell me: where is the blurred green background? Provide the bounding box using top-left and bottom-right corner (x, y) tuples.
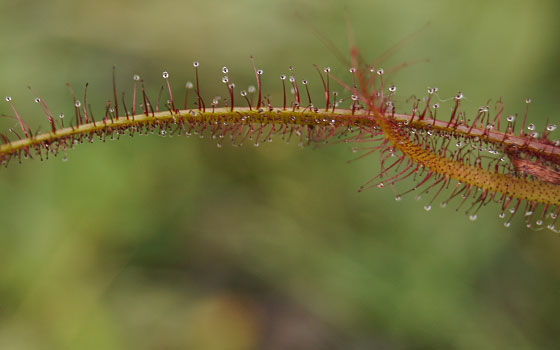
(0, 0), (559, 349)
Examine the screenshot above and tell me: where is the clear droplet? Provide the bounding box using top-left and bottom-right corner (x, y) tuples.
(34, 97), (41, 103)
(527, 123), (535, 131)
(395, 195), (401, 201)
(133, 74), (140, 81)
(240, 90), (247, 97)
(186, 81), (193, 89)
(4, 96), (11, 102)
(424, 205), (432, 211)
(499, 212), (505, 219)
(222, 66), (228, 74)
(256, 69), (263, 75)
(469, 214), (477, 221)
(193, 61), (200, 67)
(162, 71), (169, 79)
(280, 75), (286, 80)
(388, 85), (397, 93)
(75, 101), (81, 107)
(504, 221), (511, 228)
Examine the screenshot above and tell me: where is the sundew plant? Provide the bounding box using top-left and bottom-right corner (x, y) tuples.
(1, 28), (559, 231)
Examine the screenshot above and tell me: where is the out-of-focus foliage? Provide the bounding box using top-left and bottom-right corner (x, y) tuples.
(0, 0), (559, 349)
